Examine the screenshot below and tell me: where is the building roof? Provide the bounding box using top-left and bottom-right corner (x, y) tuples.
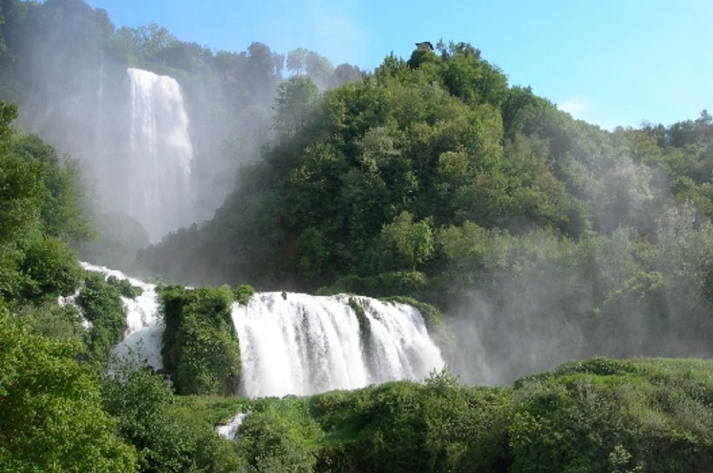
(415, 41), (434, 51)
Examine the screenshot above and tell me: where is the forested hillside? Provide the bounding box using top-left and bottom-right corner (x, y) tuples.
(2, 0), (713, 471)
(142, 41), (713, 382)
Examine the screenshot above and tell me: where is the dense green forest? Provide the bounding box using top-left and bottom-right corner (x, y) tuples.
(2, 0), (713, 471)
(140, 40), (713, 381)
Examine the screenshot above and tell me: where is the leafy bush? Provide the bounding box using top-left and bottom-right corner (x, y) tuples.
(308, 381), (513, 473)
(214, 357), (713, 473)
(16, 301), (84, 340)
(510, 358), (713, 473)
(107, 275), (143, 299)
(234, 284), (254, 305)
(160, 285), (240, 395)
(20, 235), (83, 300)
(103, 364), (242, 473)
(237, 397), (321, 473)
(0, 312), (137, 472)
(77, 271), (126, 363)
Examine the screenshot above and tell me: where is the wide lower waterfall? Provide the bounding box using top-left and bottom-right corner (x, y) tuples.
(233, 293), (445, 398)
(126, 68), (194, 241)
(80, 264), (445, 397)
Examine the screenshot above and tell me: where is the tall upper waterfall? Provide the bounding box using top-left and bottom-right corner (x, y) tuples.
(233, 293), (445, 398)
(126, 68), (194, 242)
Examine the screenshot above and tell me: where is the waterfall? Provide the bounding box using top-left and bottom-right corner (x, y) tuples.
(233, 293), (445, 398)
(78, 265), (445, 397)
(216, 413), (249, 440)
(126, 68), (194, 242)
(81, 262), (164, 369)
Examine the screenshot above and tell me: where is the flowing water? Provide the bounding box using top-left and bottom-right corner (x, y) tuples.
(81, 263), (164, 369)
(126, 68), (194, 241)
(233, 293), (444, 397)
(79, 265), (445, 397)
(216, 413), (250, 440)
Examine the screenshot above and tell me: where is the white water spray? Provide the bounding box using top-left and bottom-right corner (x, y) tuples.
(81, 262), (164, 369)
(233, 293), (445, 398)
(216, 413), (249, 440)
(126, 68), (194, 241)
(78, 265), (445, 397)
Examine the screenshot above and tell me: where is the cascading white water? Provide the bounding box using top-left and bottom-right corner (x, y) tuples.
(233, 292), (445, 398)
(216, 413), (249, 440)
(75, 264), (445, 397)
(126, 68), (194, 242)
(81, 262), (164, 369)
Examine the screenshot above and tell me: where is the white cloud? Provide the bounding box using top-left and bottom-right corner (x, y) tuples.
(557, 97), (589, 116)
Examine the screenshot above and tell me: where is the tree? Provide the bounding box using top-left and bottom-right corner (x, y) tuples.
(20, 235), (83, 300)
(0, 312), (137, 472)
(376, 211), (434, 271)
(103, 365), (241, 473)
(274, 75), (320, 137)
(115, 22), (176, 64)
(286, 47), (308, 74)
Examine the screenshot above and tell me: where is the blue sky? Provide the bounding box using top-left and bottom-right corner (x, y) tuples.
(84, 0), (712, 130)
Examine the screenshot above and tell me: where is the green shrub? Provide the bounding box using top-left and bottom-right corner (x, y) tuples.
(103, 364), (242, 473)
(17, 301), (84, 340)
(20, 235), (83, 300)
(233, 284), (254, 305)
(510, 358), (713, 473)
(0, 312), (137, 473)
(225, 357), (713, 473)
(308, 381), (513, 473)
(160, 285), (240, 395)
(237, 397), (321, 473)
(106, 275), (143, 299)
(77, 271), (126, 363)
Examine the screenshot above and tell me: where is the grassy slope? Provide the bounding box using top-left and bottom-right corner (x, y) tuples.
(182, 357), (713, 473)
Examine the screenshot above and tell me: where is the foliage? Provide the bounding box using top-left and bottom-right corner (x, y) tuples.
(15, 300), (84, 340)
(320, 271), (429, 298)
(510, 358), (713, 473)
(308, 381), (513, 473)
(237, 397), (321, 473)
(233, 284), (254, 305)
(0, 312), (137, 473)
(107, 275), (143, 299)
(160, 285), (240, 395)
(0, 100), (88, 304)
(180, 357), (713, 473)
(20, 234), (83, 300)
(12, 133), (93, 242)
(373, 211), (435, 271)
(275, 75), (320, 138)
(102, 363), (241, 473)
(77, 270), (126, 363)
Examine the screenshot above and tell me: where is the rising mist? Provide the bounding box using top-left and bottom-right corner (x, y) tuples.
(3, 0), (713, 389)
